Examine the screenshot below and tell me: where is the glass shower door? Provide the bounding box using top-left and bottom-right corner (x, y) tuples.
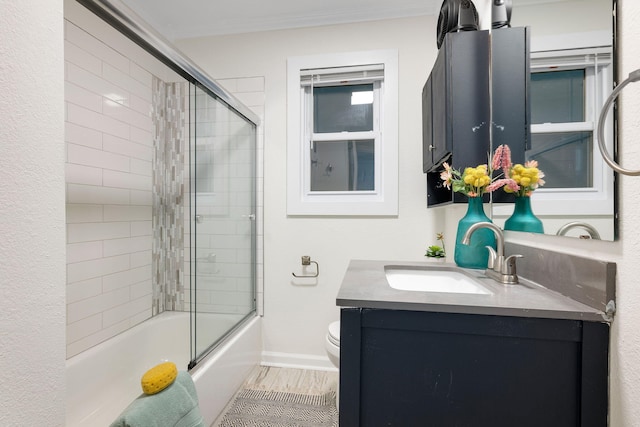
(189, 83), (257, 365)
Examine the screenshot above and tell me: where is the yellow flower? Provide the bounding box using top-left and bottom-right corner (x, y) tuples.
(508, 162), (545, 196)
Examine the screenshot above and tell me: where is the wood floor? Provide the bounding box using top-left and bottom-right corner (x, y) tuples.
(243, 366), (338, 395)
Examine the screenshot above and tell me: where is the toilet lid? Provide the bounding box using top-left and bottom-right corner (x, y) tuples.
(328, 321), (340, 346)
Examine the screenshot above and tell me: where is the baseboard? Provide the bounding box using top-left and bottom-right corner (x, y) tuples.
(261, 351), (337, 372)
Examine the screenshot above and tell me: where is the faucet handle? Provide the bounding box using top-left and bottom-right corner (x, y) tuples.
(485, 246), (497, 269)
(502, 254), (523, 276)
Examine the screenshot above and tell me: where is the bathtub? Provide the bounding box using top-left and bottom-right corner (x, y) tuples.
(66, 311), (261, 426)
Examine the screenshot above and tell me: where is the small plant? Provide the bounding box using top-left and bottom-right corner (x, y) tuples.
(425, 233), (446, 258)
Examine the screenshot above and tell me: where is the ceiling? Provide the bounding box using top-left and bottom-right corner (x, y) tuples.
(119, 0), (561, 41)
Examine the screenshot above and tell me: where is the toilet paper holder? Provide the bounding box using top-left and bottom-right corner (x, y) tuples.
(292, 256), (319, 278)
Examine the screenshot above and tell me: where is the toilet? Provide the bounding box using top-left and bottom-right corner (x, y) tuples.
(325, 321), (341, 408)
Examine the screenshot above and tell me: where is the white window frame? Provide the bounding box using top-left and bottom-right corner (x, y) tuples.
(287, 50), (398, 216)
(494, 38), (614, 217)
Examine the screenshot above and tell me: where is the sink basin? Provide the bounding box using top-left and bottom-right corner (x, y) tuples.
(384, 266), (491, 295)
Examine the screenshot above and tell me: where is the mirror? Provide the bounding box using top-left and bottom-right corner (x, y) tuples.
(491, 0), (616, 241)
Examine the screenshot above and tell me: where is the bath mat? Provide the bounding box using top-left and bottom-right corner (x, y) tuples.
(215, 389), (338, 427)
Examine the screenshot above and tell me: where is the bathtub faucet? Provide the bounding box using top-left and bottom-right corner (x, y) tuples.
(462, 222), (522, 284)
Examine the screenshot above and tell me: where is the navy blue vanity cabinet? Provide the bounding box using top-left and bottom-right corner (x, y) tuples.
(339, 308), (609, 427)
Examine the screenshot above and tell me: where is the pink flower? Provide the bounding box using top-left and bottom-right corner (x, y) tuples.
(538, 177), (546, 187)
(492, 144), (512, 174)
(440, 162), (453, 189)
(504, 179), (520, 192)
(486, 178), (519, 193)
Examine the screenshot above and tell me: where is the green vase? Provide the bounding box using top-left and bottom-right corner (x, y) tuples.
(504, 196), (544, 234)
(454, 197), (497, 269)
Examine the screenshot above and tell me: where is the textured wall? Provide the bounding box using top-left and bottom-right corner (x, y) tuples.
(0, 1), (66, 425)
(610, 0), (640, 425)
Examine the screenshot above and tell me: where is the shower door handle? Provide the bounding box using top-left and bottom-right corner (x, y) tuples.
(242, 214), (256, 220)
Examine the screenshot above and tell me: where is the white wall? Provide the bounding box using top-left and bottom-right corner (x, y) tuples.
(0, 1), (66, 426)
(512, 0), (611, 37)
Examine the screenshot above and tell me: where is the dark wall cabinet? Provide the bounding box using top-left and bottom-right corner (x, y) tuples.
(340, 308), (609, 427)
(423, 27), (531, 206)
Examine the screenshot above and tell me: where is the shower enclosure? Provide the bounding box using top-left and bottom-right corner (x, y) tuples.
(68, 0), (259, 367)
(188, 84), (257, 366)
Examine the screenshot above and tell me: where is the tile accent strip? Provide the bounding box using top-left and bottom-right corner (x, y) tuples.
(152, 77), (186, 314)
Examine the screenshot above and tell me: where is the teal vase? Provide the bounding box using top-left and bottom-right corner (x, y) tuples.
(504, 196), (544, 234)
(454, 197), (497, 269)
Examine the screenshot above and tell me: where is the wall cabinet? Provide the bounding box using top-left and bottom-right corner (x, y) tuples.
(423, 27), (531, 206)
(339, 308), (609, 426)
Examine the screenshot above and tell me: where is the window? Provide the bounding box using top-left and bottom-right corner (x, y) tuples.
(510, 47), (614, 216)
(287, 50), (398, 215)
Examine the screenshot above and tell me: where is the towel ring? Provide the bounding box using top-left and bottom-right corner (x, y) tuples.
(292, 256), (319, 278)
(597, 68), (640, 176)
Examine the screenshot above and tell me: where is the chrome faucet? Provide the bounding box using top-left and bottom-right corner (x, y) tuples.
(556, 221), (602, 240)
(462, 222), (522, 284)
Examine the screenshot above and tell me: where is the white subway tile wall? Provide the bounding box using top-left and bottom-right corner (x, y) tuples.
(64, 19), (173, 358)
(64, 15), (265, 358)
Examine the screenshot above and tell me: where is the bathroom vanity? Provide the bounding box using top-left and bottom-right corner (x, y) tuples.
(336, 257), (613, 427)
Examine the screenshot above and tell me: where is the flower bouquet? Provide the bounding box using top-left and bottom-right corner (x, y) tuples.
(440, 156), (500, 269)
(491, 144), (546, 233)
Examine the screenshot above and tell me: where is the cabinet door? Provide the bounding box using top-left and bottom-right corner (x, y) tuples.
(422, 75), (434, 172)
(491, 26), (531, 153)
(446, 30), (490, 172)
(431, 46), (449, 169)
(340, 308), (611, 427)
(424, 31), (491, 206)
